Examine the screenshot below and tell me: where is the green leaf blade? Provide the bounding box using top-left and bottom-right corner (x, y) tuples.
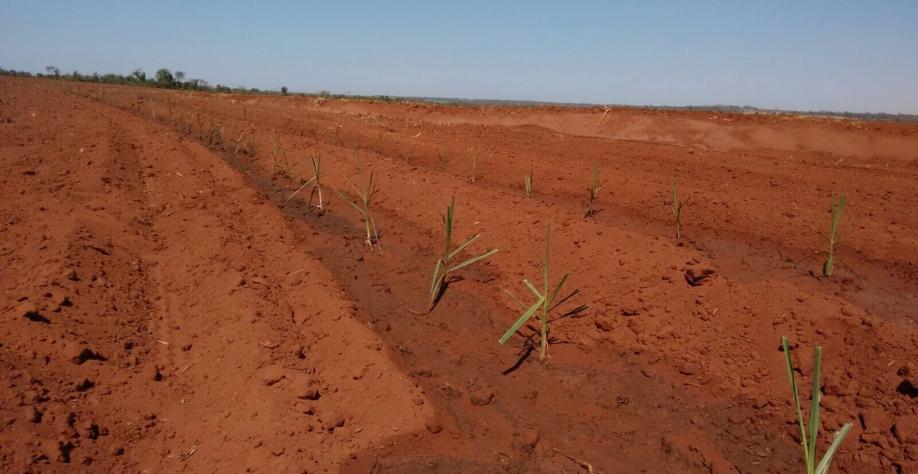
(499, 297), (544, 345)
(446, 248), (497, 274)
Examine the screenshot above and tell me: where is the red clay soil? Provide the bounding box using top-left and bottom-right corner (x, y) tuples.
(1, 76), (916, 473)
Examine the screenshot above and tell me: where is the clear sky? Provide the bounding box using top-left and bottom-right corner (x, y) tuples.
(2, 1), (917, 113)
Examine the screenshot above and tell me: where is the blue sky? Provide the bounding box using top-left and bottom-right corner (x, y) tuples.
(2, 1), (917, 113)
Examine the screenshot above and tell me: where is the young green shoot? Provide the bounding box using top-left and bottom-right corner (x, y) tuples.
(499, 223), (587, 361)
(781, 337), (852, 474)
(287, 155), (325, 215)
(524, 167), (533, 198)
(822, 195), (847, 277)
(428, 196), (498, 311)
(333, 151), (380, 251)
(669, 181), (691, 240)
(583, 162), (603, 219)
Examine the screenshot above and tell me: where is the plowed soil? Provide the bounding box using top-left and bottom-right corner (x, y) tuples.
(1, 76), (916, 473)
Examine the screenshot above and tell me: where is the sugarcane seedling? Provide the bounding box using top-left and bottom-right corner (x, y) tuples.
(437, 147), (449, 171)
(244, 141), (258, 157)
(471, 151), (480, 183)
(781, 337), (852, 474)
(822, 194), (847, 277)
(524, 167), (533, 198)
(428, 196), (498, 311)
(669, 181), (691, 240)
(208, 114), (224, 148)
(231, 123), (247, 156)
(195, 113), (204, 138)
(499, 223), (587, 361)
(332, 153), (380, 251)
(287, 155), (325, 215)
(270, 136), (290, 175)
(583, 162), (603, 218)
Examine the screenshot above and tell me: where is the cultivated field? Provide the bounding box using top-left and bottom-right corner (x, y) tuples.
(1, 76), (916, 473)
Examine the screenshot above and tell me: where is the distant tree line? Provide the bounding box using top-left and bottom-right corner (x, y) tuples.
(0, 65), (289, 96)
(0, 65), (408, 102)
(0, 65), (415, 104)
(6, 65), (912, 121)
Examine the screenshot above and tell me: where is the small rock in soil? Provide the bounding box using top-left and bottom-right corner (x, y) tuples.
(521, 428), (541, 451)
(48, 439), (75, 463)
(292, 376), (320, 400)
(425, 418), (443, 434)
(905, 445), (918, 461)
(261, 365), (285, 386)
(440, 383), (462, 398)
(175, 335), (193, 352)
(894, 415), (917, 445)
(325, 412), (345, 431)
(47, 291), (71, 311)
(16, 302), (50, 323)
(24, 405), (43, 423)
(64, 343), (105, 365)
(594, 317), (614, 332)
(82, 422), (100, 439)
(901, 382), (918, 399)
(470, 389), (495, 407)
(147, 364), (164, 382)
(678, 362), (700, 376)
(621, 303), (641, 316)
(860, 407), (894, 433)
(74, 378), (94, 392)
(684, 266), (716, 286)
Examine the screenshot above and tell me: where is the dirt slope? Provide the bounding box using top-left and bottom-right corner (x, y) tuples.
(1, 76), (916, 473)
(0, 79), (428, 472)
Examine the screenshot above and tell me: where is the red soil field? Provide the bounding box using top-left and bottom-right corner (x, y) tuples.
(1, 76), (916, 473)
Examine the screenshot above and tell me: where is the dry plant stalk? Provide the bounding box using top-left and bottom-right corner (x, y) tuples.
(524, 166), (533, 198)
(208, 114), (224, 148)
(231, 123), (247, 156)
(287, 155), (325, 215)
(583, 162), (603, 218)
(270, 136), (290, 175)
(333, 151), (380, 251)
(669, 181), (691, 240)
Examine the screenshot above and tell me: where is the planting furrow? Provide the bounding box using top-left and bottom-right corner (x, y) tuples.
(57, 81), (918, 472)
(150, 108), (804, 472)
